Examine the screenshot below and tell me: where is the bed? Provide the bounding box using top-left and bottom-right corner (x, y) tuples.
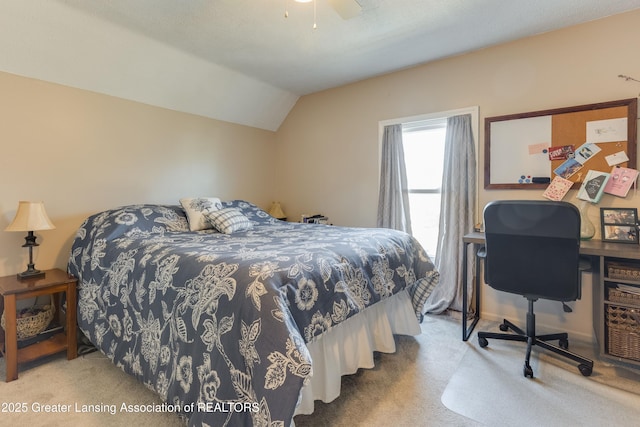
(67, 200), (439, 426)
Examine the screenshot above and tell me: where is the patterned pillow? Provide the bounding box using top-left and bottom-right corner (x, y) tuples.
(206, 208), (253, 234)
(221, 200), (282, 226)
(180, 197), (223, 231)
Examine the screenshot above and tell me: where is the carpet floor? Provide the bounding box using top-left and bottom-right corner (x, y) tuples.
(0, 314), (639, 426)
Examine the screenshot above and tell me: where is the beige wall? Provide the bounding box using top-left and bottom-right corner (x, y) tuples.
(2, 10), (639, 340)
(276, 10), (640, 340)
(0, 72), (277, 278)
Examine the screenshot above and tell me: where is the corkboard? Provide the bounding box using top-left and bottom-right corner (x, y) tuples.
(485, 98), (637, 190)
(550, 106), (629, 185)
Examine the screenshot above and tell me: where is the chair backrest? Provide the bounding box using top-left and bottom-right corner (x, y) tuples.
(483, 200), (581, 302)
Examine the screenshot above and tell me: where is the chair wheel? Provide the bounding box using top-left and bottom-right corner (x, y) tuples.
(499, 323), (509, 332)
(524, 363), (534, 378)
(559, 338), (569, 349)
(478, 336), (489, 348)
(579, 364), (593, 377)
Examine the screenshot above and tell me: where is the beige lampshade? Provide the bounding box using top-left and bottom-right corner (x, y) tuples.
(5, 201), (56, 232)
(269, 201), (286, 219)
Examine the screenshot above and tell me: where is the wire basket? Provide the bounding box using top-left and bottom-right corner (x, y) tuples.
(609, 288), (640, 305)
(608, 262), (640, 281)
(607, 305), (640, 361)
(1, 296), (55, 341)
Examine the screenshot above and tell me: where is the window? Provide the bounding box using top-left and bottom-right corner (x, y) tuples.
(379, 106), (479, 260)
(402, 119), (447, 258)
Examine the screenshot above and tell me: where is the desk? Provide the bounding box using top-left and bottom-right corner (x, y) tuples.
(461, 232), (640, 346)
(462, 231), (485, 341)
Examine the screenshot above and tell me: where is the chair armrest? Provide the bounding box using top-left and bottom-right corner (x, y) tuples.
(477, 245), (486, 258)
(579, 256), (592, 272)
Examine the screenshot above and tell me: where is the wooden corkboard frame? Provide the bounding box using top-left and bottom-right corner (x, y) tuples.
(485, 98), (638, 190)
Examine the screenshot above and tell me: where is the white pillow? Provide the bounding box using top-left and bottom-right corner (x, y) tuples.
(206, 208), (253, 234)
(180, 197), (222, 231)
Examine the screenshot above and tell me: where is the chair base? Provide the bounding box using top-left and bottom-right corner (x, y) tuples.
(477, 303), (594, 378)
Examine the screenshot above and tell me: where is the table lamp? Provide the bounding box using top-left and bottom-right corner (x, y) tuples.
(5, 201), (56, 280)
(268, 201), (286, 221)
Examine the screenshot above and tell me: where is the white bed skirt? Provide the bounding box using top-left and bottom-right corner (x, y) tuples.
(294, 290), (421, 416)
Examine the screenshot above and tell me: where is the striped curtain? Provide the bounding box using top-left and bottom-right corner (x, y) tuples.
(424, 114), (476, 313)
(376, 124), (412, 234)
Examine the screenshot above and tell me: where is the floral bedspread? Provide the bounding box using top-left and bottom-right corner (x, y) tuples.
(67, 200), (439, 426)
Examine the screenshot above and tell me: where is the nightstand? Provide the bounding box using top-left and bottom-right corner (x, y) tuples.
(0, 268), (77, 382)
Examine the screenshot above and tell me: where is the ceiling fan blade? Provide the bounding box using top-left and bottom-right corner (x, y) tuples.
(328, 0), (362, 20)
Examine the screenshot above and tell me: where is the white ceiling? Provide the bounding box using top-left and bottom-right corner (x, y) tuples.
(2, 1), (640, 131)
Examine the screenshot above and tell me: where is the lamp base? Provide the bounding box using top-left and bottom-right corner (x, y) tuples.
(17, 268), (45, 280)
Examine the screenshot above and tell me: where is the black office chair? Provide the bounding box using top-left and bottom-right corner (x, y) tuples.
(477, 200), (593, 378)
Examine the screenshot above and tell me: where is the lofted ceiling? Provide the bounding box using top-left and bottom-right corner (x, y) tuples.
(2, 1), (640, 131)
